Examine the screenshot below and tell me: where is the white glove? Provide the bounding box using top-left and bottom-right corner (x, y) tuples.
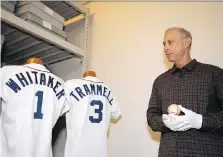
(179, 105), (203, 129)
(169, 105), (203, 131)
(162, 114), (187, 131)
(167, 114), (191, 131)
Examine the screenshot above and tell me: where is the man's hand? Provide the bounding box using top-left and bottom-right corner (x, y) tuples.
(162, 114), (189, 131)
(179, 105), (203, 129)
(168, 105), (203, 131)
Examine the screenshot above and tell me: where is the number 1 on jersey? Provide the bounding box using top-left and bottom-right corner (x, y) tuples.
(34, 91), (43, 119)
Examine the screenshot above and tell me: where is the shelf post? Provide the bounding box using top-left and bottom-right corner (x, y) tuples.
(82, 8), (90, 74)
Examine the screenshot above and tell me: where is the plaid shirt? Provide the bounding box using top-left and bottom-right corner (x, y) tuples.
(147, 59), (223, 157)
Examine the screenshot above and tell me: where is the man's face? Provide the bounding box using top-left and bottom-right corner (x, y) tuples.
(163, 30), (185, 63)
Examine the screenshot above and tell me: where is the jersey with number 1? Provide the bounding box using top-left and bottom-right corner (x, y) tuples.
(0, 63), (70, 157)
(64, 76), (121, 157)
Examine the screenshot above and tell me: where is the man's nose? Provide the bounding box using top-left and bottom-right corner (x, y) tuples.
(164, 46), (169, 52)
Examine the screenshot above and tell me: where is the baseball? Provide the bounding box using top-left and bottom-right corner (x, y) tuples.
(168, 104), (180, 115)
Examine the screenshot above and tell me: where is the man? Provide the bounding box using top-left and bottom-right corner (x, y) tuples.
(64, 71), (121, 157)
(146, 27), (223, 157)
(0, 58), (70, 157)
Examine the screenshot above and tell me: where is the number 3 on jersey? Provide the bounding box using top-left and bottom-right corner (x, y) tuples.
(89, 100), (103, 123)
(34, 91), (44, 119)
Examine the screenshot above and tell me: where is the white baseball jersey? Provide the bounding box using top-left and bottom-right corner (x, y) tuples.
(0, 63), (70, 157)
(64, 76), (121, 157)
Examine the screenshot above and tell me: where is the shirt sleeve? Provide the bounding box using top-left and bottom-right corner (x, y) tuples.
(146, 79), (170, 133)
(0, 68), (3, 115)
(201, 66), (223, 132)
(0, 67), (3, 98)
(60, 100), (70, 116)
(60, 82), (70, 116)
(110, 92), (122, 120)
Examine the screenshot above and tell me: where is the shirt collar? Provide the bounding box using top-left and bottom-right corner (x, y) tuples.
(24, 63), (50, 72)
(170, 59), (198, 74)
(83, 76), (102, 82)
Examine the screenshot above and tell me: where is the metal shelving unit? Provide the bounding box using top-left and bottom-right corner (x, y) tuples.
(41, 1), (84, 20)
(40, 1), (90, 71)
(1, 1), (90, 72)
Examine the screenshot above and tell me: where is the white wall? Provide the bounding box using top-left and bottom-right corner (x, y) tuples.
(51, 2), (223, 157)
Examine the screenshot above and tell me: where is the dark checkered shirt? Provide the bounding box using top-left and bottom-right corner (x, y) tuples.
(147, 59), (223, 157)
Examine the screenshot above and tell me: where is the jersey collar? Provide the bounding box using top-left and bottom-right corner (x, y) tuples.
(24, 63), (50, 72)
(83, 76), (103, 83)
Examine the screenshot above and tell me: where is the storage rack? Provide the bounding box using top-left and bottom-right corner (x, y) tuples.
(1, 1), (90, 72)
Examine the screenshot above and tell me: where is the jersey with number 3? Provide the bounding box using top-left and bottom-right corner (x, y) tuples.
(0, 63), (70, 157)
(64, 76), (121, 157)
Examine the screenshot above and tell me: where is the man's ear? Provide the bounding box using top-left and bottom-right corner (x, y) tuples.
(184, 37), (192, 49)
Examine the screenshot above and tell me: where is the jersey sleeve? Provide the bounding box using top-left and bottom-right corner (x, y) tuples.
(0, 68), (2, 98)
(59, 81), (72, 116)
(64, 80), (76, 127)
(64, 81), (71, 104)
(110, 93), (122, 119)
(0, 67), (4, 99)
(60, 99), (70, 116)
(0, 68), (3, 115)
(53, 80), (70, 120)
